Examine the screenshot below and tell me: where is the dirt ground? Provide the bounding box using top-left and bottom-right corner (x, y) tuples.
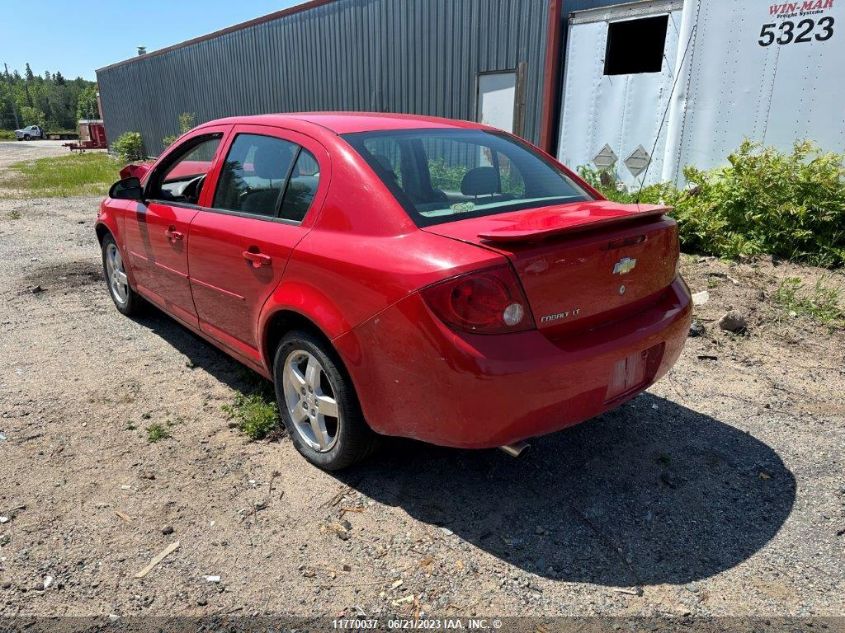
(0, 141), (843, 619)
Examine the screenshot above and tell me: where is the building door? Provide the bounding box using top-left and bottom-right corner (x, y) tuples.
(477, 72), (517, 133)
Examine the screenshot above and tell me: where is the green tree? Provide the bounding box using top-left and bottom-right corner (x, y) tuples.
(19, 105), (46, 129)
(1, 64), (97, 133)
(76, 86), (100, 120)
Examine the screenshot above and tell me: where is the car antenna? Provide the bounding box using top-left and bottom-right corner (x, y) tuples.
(635, 23), (697, 205)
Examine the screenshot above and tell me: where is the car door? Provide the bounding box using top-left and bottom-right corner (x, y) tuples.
(121, 128), (230, 327)
(187, 125), (329, 361)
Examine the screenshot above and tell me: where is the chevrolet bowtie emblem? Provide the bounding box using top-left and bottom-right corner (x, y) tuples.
(613, 257), (637, 275)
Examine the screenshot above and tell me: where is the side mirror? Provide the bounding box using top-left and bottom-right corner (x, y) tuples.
(109, 176), (144, 200)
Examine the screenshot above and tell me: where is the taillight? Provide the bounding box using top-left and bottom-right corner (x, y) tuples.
(421, 264), (535, 334)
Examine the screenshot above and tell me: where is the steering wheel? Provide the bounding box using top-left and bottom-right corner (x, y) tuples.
(182, 174), (206, 203)
(238, 186), (255, 203)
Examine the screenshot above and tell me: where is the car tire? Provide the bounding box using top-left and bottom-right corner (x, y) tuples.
(273, 330), (379, 470)
(101, 233), (142, 316)
(23, 134), (31, 141)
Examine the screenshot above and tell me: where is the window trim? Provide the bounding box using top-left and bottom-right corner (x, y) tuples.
(153, 199), (305, 226)
(274, 145), (302, 218)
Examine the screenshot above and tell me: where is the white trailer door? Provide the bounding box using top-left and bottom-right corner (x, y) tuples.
(557, 0), (685, 189)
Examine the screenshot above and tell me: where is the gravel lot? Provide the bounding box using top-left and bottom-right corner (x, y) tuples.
(0, 141), (843, 619)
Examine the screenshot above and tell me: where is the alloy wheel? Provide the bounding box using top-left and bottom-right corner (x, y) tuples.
(282, 350), (341, 452)
(105, 242), (129, 305)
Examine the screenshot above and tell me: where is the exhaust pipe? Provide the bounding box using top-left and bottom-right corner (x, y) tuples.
(499, 441), (530, 458)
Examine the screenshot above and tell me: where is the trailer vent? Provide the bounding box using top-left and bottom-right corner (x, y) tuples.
(603, 15), (668, 75)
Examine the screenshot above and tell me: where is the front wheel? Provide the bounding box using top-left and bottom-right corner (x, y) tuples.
(101, 233), (142, 316)
(23, 134), (31, 141)
(274, 331), (378, 470)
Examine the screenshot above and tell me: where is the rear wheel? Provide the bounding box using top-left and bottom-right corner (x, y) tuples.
(274, 330), (378, 470)
(101, 233), (142, 316)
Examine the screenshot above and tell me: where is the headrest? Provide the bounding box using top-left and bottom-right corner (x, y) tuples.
(253, 143), (290, 180)
(461, 166), (499, 196)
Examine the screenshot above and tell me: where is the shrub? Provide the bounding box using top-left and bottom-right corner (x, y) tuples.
(222, 392), (279, 440)
(0, 130), (16, 140)
(676, 141), (845, 268)
(112, 131), (146, 163)
(178, 112), (196, 133)
(577, 140), (845, 268)
(146, 423), (170, 443)
(162, 112), (197, 149)
(576, 164), (675, 205)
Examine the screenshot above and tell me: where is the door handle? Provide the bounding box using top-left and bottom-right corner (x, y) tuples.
(242, 250), (271, 268)
(165, 226), (184, 242)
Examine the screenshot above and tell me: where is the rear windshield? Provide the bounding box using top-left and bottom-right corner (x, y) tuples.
(342, 129), (593, 226)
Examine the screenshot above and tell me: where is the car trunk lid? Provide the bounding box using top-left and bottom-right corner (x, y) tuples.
(422, 201), (679, 334)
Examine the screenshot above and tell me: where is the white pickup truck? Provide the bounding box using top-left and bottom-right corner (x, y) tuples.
(15, 125), (45, 141)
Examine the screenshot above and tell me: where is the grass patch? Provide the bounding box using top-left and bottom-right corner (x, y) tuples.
(773, 276), (845, 328)
(1, 153), (120, 198)
(146, 423), (171, 443)
(222, 392), (279, 440)
(7, 210), (21, 220)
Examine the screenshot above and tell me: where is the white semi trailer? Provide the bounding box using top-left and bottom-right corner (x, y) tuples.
(557, 0), (843, 188)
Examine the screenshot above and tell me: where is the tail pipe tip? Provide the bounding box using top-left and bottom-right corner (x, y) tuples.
(499, 441), (530, 458)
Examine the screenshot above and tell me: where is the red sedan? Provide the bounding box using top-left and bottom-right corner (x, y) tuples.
(97, 113), (691, 470)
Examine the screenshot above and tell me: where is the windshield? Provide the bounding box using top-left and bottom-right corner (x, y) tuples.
(342, 129), (593, 226)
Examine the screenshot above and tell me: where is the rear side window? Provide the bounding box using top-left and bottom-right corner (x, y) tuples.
(279, 149), (320, 222)
(213, 134), (298, 217)
(343, 129), (592, 226)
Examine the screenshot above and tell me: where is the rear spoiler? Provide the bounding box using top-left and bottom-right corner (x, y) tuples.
(477, 204), (671, 244)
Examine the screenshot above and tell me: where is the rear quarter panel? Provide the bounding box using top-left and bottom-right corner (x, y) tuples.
(256, 137), (505, 371)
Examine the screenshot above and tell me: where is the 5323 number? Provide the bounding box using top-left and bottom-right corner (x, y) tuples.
(758, 16), (834, 46)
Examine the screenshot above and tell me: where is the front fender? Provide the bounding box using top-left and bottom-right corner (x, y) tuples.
(95, 200), (139, 288)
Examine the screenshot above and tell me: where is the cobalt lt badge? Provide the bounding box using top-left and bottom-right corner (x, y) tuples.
(613, 257), (637, 275)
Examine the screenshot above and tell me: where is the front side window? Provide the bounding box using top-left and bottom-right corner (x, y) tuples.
(343, 129), (592, 226)
(213, 134), (298, 217)
(148, 135), (222, 204)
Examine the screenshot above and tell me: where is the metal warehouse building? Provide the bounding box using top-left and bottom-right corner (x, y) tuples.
(97, 0), (844, 186)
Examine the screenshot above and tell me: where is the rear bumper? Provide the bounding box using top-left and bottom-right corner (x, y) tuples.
(335, 276), (692, 448)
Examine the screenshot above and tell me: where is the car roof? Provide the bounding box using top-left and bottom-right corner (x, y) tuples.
(203, 112), (491, 135)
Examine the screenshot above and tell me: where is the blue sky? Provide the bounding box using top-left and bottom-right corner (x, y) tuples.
(2, 1), (300, 81)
